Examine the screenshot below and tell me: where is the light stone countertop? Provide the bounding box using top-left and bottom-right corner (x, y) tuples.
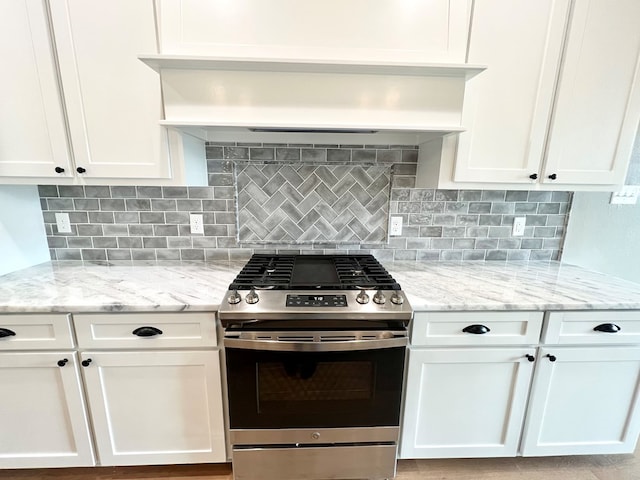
(390, 261), (640, 311)
(0, 261), (243, 313)
(0, 260), (639, 314)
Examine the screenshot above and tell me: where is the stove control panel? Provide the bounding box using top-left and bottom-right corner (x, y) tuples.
(286, 295), (348, 307)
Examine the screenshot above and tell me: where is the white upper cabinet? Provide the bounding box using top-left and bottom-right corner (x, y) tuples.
(451, 0), (570, 184)
(421, 0), (640, 190)
(0, 0), (72, 179)
(157, 0), (472, 64)
(48, 0), (175, 182)
(543, 0), (640, 185)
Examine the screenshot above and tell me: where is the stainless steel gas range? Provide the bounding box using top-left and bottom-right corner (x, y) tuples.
(218, 254), (413, 480)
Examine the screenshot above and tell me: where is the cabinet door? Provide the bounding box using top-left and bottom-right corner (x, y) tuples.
(0, 352), (94, 468)
(522, 346), (640, 456)
(399, 347), (535, 458)
(542, 0), (640, 185)
(453, 0), (570, 184)
(80, 350), (226, 466)
(49, 0), (172, 180)
(0, 0), (71, 179)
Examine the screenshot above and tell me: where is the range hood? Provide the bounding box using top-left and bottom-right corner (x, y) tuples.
(139, 55), (486, 144)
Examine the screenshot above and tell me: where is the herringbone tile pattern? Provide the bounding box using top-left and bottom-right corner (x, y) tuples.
(236, 163), (391, 244)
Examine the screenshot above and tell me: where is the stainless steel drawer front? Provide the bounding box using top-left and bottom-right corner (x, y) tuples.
(232, 444), (398, 480)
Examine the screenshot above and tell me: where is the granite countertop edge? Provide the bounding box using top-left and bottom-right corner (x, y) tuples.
(0, 260), (639, 314)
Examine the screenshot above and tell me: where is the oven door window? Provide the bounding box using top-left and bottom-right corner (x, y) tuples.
(226, 346), (405, 429)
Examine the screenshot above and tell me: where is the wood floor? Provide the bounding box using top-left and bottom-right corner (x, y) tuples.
(3, 451), (640, 480)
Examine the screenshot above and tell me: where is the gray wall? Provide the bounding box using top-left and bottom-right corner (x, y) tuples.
(562, 129), (640, 283)
(562, 193), (640, 283)
(40, 143), (571, 263)
(0, 185), (50, 275)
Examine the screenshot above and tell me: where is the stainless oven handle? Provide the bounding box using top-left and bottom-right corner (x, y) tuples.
(223, 336), (407, 352)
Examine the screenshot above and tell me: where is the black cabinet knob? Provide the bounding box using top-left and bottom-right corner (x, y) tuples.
(594, 323), (621, 333)
(54, 166), (65, 174)
(529, 173), (538, 180)
(0, 328), (16, 338)
(81, 358), (92, 367)
(525, 354), (535, 362)
(57, 358), (69, 367)
(76, 167), (86, 174)
(132, 326), (163, 337)
(548, 173), (557, 180)
(546, 354), (557, 362)
(462, 324), (491, 335)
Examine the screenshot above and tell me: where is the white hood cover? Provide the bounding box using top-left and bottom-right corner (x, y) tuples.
(141, 56), (484, 143)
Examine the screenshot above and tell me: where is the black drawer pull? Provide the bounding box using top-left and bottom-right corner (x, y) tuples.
(546, 354), (557, 362)
(462, 324), (491, 335)
(0, 328), (16, 338)
(57, 358), (69, 367)
(594, 323), (621, 333)
(525, 354), (535, 362)
(81, 358), (92, 367)
(132, 326), (163, 337)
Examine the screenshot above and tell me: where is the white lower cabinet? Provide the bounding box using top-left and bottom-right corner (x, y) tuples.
(401, 310), (640, 459)
(0, 352), (94, 468)
(80, 349), (226, 466)
(0, 312), (226, 469)
(521, 346), (640, 456)
(400, 347), (535, 458)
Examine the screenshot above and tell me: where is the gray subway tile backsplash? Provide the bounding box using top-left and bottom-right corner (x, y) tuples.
(40, 142), (571, 262)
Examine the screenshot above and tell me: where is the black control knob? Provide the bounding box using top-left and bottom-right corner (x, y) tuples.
(548, 173), (557, 180)
(57, 358), (69, 367)
(245, 288), (259, 304)
(76, 167), (86, 174)
(529, 173), (538, 180)
(81, 358), (92, 367)
(54, 166), (65, 174)
(356, 289), (370, 304)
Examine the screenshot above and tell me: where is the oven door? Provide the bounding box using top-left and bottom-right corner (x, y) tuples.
(225, 335), (406, 430)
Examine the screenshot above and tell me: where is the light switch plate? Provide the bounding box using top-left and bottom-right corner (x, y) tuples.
(512, 217), (526, 236)
(610, 186), (640, 204)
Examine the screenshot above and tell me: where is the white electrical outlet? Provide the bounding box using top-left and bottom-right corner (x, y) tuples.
(512, 216), (526, 236)
(190, 213), (204, 234)
(389, 216), (403, 236)
(55, 212), (72, 233)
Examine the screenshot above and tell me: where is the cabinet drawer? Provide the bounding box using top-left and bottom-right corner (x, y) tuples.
(0, 314), (74, 350)
(74, 313), (217, 349)
(411, 312), (544, 346)
(543, 311), (640, 345)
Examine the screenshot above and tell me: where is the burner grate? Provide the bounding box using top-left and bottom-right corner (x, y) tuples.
(230, 255), (296, 290)
(229, 254), (401, 291)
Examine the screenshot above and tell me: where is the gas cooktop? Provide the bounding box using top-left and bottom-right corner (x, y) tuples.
(228, 254), (401, 291)
(220, 254), (412, 325)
